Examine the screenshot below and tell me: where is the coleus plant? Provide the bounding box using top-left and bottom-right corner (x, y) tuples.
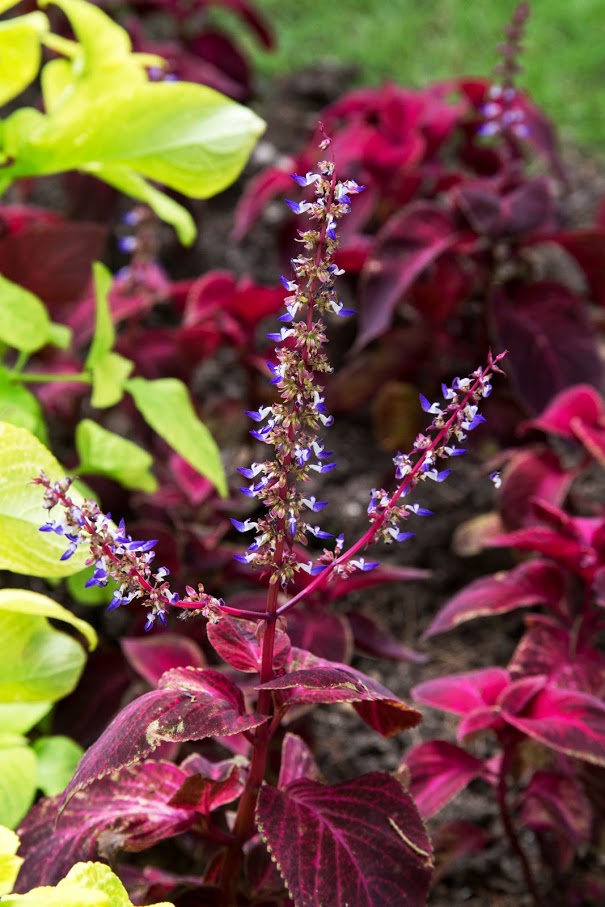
(234, 2), (604, 433)
(16, 140), (506, 906)
(404, 383), (605, 905)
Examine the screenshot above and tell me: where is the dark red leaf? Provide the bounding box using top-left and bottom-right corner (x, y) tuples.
(356, 204), (461, 349)
(121, 634), (206, 687)
(534, 229), (605, 307)
(284, 610), (353, 663)
(16, 761), (198, 889)
(170, 752), (245, 813)
(259, 648), (422, 737)
(499, 446), (576, 531)
(277, 733), (321, 789)
(490, 281), (603, 413)
(520, 768), (592, 861)
(62, 667), (265, 802)
(207, 614), (291, 673)
(404, 740), (486, 819)
(232, 165), (295, 240)
(430, 820), (490, 883)
(256, 773), (433, 907)
(424, 560), (565, 638)
(347, 610), (428, 662)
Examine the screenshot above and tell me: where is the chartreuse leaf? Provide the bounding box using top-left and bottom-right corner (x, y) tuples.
(0, 422), (88, 576)
(85, 263), (134, 407)
(89, 352), (133, 409)
(127, 377), (227, 497)
(0, 588), (96, 651)
(0, 275), (51, 354)
(0, 703), (51, 735)
(32, 736), (83, 797)
(0, 860), (175, 906)
(86, 262), (114, 368)
(66, 565), (115, 607)
(0, 737), (37, 829)
(0, 825), (23, 895)
(75, 419), (157, 493)
(0, 366), (47, 444)
(0, 13), (48, 108)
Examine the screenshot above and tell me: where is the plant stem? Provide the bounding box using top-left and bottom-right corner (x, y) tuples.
(13, 371), (91, 384)
(497, 744), (543, 907)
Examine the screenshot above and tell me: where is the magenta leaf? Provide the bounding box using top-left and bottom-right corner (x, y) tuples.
(62, 667), (265, 803)
(232, 164), (295, 240)
(284, 610), (353, 663)
(256, 773), (433, 907)
(259, 648), (422, 737)
(121, 634), (206, 687)
(412, 667), (510, 716)
(499, 447), (576, 531)
(490, 280), (603, 413)
(347, 610), (428, 662)
(501, 678), (605, 766)
(404, 740), (486, 819)
(16, 761), (199, 890)
(521, 383), (605, 440)
(277, 733), (321, 789)
(207, 614), (291, 672)
(356, 203), (460, 349)
(424, 560), (564, 638)
(169, 752), (245, 814)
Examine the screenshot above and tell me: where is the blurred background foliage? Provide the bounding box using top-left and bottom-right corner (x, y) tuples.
(214, 0), (605, 152)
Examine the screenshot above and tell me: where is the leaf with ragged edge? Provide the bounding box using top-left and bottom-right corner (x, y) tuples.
(257, 648), (422, 738)
(423, 560), (565, 639)
(277, 733), (321, 789)
(75, 419), (156, 492)
(9, 859), (175, 906)
(0, 825), (22, 896)
(127, 377), (227, 497)
(404, 740), (487, 819)
(256, 773), (433, 907)
(0, 13), (48, 108)
(207, 614), (290, 673)
(346, 611), (428, 663)
(356, 203), (460, 349)
(61, 667), (265, 803)
(490, 281), (603, 413)
(16, 761), (199, 890)
(170, 752), (245, 815)
(0, 738), (37, 829)
(0, 423), (89, 576)
(499, 447), (576, 532)
(500, 677), (605, 766)
(121, 635), (206, 688)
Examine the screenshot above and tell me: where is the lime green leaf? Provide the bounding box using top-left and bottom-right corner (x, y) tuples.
(0, 703), (51, 735)
(0, 275), (51, 354)
(0, 423), (88, 576)
(88, 164), (196, 246)
(1, 860), (175, 905)
(86, 262), (114, 370)
(33, 735), (83, 796)
(0, 13), (48, 108)
(75, 419), (157, 493)
(0, 608), (87, 703)
(89, 352), (133, 409)
(0, 368), (47, 443)
(127, 377), (227, 497)
(47, 322), (72, 350)
(42, 0), (132, 71)
(0, 824), (22, 896)
(0, 588), (97, 650)
(0, 740), (37, 829)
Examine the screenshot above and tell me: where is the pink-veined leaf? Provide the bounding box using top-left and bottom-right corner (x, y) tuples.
(62, 667), (265, 803)
(207, 613), (291, 673)
(277, 732), (321, 789)
(356, 203), (461, 350)
(121, 634), (206, 687)
(424, 560), (565, 638)
(347, 610), (428, 662)
(258, 648), (422, 737)
(501, 677), (605, 766)
(256, 773), (433, 907)
(169, 752), (246, 814)
(404, 739), (487, 819)
(16, 760), (199, 890)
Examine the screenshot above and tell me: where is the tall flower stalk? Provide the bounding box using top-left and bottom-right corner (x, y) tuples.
(35, 135), (506, 904)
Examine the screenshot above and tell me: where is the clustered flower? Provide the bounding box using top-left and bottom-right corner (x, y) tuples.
(34, 473), (221, 630)
(230, 141), (365, 587)
(478, 84), (529, 139)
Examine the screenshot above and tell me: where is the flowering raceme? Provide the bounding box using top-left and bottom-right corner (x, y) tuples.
(36, 137), (505, 630)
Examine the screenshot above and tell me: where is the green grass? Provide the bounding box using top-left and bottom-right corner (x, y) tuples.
(220, 0), (605, 153)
